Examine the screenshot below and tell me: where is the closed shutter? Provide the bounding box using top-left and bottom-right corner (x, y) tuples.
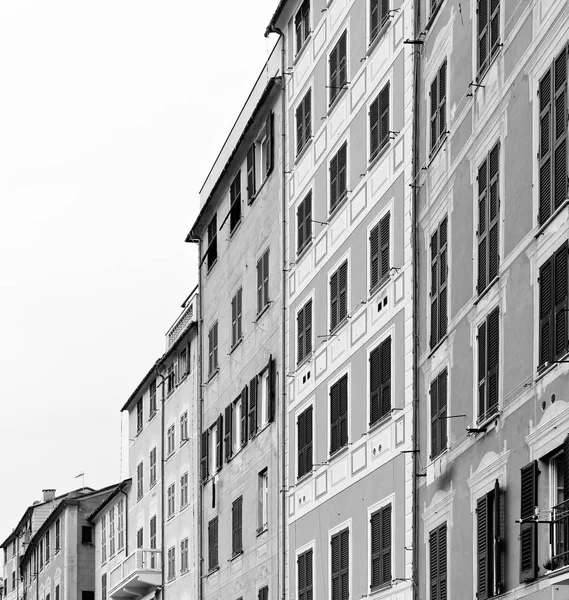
(563, 433), (569, 501)
(208, 518), (218, 570)
(241, 386), (249, 448)
(340, 529), (349, 600)
(338, 142), (347, 203)
(477, 494), (489, 600)
(258, 587), (268, 600)
(488, 143), (500, 283)
(438, 218), (448, 341)
(439, 61), (447, 140)
(304, 93), (311, 147)
(216, 414), (223, 470)
(298, 409), (306, 478)
(380, 212), (390, 280)
(553, 49), (567, 212)
(380, 336), (391, 418)
(478, 319), (487, 420)
(370, 0), (379, 42)
(431, 228), (439, 347)
(224, 404), (233, 461)
(370, 504), (391, 589)
(266, 111), (274, 175)
(430, 74), (439, 152)
(430, 523), (447, 600)
(540, 256), (553, 367)
(519, 461), (538, 582)
(494, 478), (503, 595)
(232, 497), (243, 555)
(231, 294), (238, 347)
(370, 94), (379, 159)
(249, 376), (258, 437)
(339, 375), (349, 449)
(298, 549), (313, 600)
(478, 157), (488, 293)
(338, 261), (348, 325)
(331, 529), (349, 600)
(369, 345), (380, 425)
(297, 196), (305, 253)
(539, 67), (553, 224)
(330, 151), (339, 211)
(379, 83), (390, 152)
(438, 370), (448, 454)
(478, 0), (489, 74)
(201, 430), (209, 481)
(338, 32), (347, 92)
(370, 222), (380, 290)
(430, 377), (439, 460)
(329, 39), (340, 105)
(554, 243), (568, 359)
(268, 356), (276, 423)
(102, 574), (107, 600)
(247, 145), (256, 200)
(298, 304), (305, 364)
(487, 308), (500, 416)
(305, 300), (313, 359)
(330, 379), (340, 454)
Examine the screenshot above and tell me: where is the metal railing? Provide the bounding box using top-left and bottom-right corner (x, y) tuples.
(109, 548), (161, 591)
(552, 499), (569, 569)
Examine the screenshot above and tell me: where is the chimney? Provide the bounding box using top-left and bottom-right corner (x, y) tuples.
(42, 489), (56, 502)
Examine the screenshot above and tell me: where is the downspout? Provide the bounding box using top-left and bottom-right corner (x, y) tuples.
(196, 242), (204, 600)
(265, 22), (287, 600)
(411, 1), (421, 599)
(155, 367), (167, 600)
(119, 487), (128, 556)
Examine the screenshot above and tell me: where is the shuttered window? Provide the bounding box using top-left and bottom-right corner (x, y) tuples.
(370, 504), (391, 589)
(477, 142), (500, 295)
(101, 574), (107, 600)
(201, 430), (209, 481)
(429, 522), (447, 600)
(478, 0), (501, 77)
(295, 0), (310, 54)
(430, 60), (447, 152)
(539, 243), (568, 368)
(297, 299), (313, 365)
(216, 414), (223, 471)
(137, 462), (143, 500)
(206, 214), (218, 270)
(330, 260), (348, 331)
(477, 479), (502, 599)
(539, 47), (568, 225)
(229, 171), (241, 232)
(430, 369), (447, 459)
(369, 337), (391, 426)
(370, 83), (390, 160)
(208, 517), (219, 571)
(224, 404), (233, 462)
(297, 405), (313, 479)
(370, 212), (390, 291)
(296, 91), (312, 155)
(330, 142), (348, 213)
(208, 321), (218, 376)
(298, 548), (313, 600)
(249, 375), (258, 438)
(329, 31), (347, 106)
(247, 145), (256, 201)
(258, 586), (269, 600)
(257, 249), (270, 314)
(370, 0), (389, 44)
(231, 287), (243, 348)
(297, 192), (312, 255)
(241, 386), (249, 449)
(232, 496), (243, 556)
(331, 528), (349, 600)
(519, 461), (538, 582)
(477, 308), (499, 422)
(264, 112), (275, 177)
(330, 374), (349, 455)
(430, 217), (448, 348)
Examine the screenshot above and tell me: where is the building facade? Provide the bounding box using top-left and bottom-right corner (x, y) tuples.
(415, 1), (569, 600)
(266, 1), (416, 600)
(187, 44), (284, 600)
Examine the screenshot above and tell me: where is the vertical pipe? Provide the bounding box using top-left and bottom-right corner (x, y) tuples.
(154, 368), (167, 599)
(196, 242), (204, 600)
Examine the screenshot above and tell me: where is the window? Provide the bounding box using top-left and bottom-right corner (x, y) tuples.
(230, 171), (242, 233)
(206, 214), (218, 271)
(258, 586), (269, 600)
(180, 411), (189, 443)
(81, 524), (92, 546)
(101, 574), (107, 600)
(370, 504), (391, 589)
(539, 47), (568, 225)
(150, 447), (157, 487)
(55, 586), (60, 600)
(297, 405), (313, 479)
(297, 192), (312, 255)
(180, 472), (189, 508)
(370, 212), (390, 292)
(117, 500), (124, 551)
(45, 530), (50, 562)
(208, 517), (219, 571)
(214, 415), (223, 471)
(101, 515), (107, 563)
(167, 362), (176, 395)
(258, 469), (269, 532)
(181, 538), (189, 573)
(429, 523), (447, 600)
(201, 429), (209, 481)
(39, 538), (43, 569)
(263, 112), (275, 180)
(136, 398), (143, 433)
(478, 0), (500, 77)
(297, 299), (313, 365)
(247, 145), (256, 200)
(329, 31), (347, 106)
(208, 322), (219, 376)
(477, 142), (500, 295)
(108, 509), (114, 555)
(369, 336), (391, 426)
(430, 369), (448, 459)
(11, 571), (15, 591)
(331, 528), (349, 600)
(330, 142), (348, 213)
(249, 363), (274, 435)
(167, 424), (175, 456)
(149, 379), (157, 416)
(257, 249), (270, 314)
(296, 90), (312, 155)
(477, 480), (502, 598)
(430, 216), (448, 348)
(539, 243), (568, 368)
(477, 307), (499, 423)
(330, 260), (348, 331)
(234, 395), (244, 451)
(232, 496), (243, 556)
(137, 527), (143, 549)
(55, 518), (60, 552)
(370, 0), (389, 44)
(430, 61), (447, 153)
(137, 462), (143, 500)
(520, 461), (538, 582)
(82, 593), (94, 600)
(330, 374), (348, 455)
(298, 548), (313, 600)
(231, 288), (243, 347)
(295, 0), (310, 53)
(150, 516), (157, 568)
(168, 546), (176, 581)
(370, 82), (390, 160)
(178, 349), (187, 381)
(167, 484), (175, 518)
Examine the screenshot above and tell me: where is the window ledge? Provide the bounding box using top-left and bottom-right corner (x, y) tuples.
(329, 194), (348, 220)
(229, 218), (243, 239)
(255, 302), (273, 323)
(149, 481), (157, 490)
(249, 176), (269, 205)
(476, 47), (502, 84)
(230, 337), (244, 355)
(428, 132), (449, 164)
(256, 526), (268, 538)
(229, 550), (244, 562)
(206, 258), (218, 275)
(180, 504), (189, 513)
(328, 87), (348, 116)
(293, 33), (312, 65)
(296, 351), (314, 371)
(428, 334), (448, 359)
(149, 410), (158, 422)
(369, 140), (391, 169)
(536, 351), (569, 383)
(295, 138), (313, 165)
(475, 408), (501, 431)
(329, 443), (350, 462)
(207, 368), (220, 384)
(474, 276), (499, 306)
(535, 199), (569, 238)
(368, 412), (392, 433)
(296, 239), (313, 263)
(370, 582), (392, 593)
(425, 0), (444, 32)
(206, 567), (220, 578)
(180, 438), (189, 449)
(369, 275), (390, 301)
(296, 470), (313, 485)
(167, 514), (176, 522)
(329, 317), (349, 338)
(367, 21), (390, 56)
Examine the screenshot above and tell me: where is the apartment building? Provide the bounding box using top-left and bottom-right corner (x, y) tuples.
(415, 1), (569, 599)
(111, 291), (199, 600)
(186, 44), (283, 600)
(265, 1), (416, 600)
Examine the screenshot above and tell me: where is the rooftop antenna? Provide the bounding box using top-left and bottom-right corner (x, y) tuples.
(74, 472), (85, 491)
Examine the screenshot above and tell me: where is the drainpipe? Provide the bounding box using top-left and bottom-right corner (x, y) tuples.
(119, 486), (128, 556)
(411, 1), (421, 599)
(196, 242), (204, 600)
(265, 22), (287, 600)
(155, 366), (167, 600)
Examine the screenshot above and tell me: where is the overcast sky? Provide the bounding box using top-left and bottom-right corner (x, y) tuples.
(0, 0), (278, 542)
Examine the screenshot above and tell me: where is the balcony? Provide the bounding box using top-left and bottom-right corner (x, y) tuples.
(109, 549), (161, 599)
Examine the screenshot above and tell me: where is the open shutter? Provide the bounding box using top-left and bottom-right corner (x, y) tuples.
(216, 414), (223, 470)
(249, 376), (258, 437)
(298, 410), (306, 478)
(494, 479), (502, 596)
(381, 505), (392, 585)
(224, 405), (233, 462)
(370, 0), (379, 41)
(330, 270), (339, 330)
(430, 378), (439, 459)
(257, 256), (263, 313)
(340, 529), (349, 600)
(488, 143), (500, 283)
(380, 212), (390, 280)
(379, 83), (390, 150)
(478, 157), (489, 294)
(487, 308), (500, 415)
(519, 461), (538, 582)
(540, 257), (554, 367)
(478, 320), (487, 420)
(539, 68), (553, 224)
(439, 61), (447, 139)
(305, 300), (312, 357)
(201, 430), (209, 481)
(268, 356), (276, 423)
(330, 152), (338, 211)
(266, 111), (274, 175)
(478, 0), (489, 74)
(370, 511), (381, 588)
(338, 32), (347, 90)
(370, 95), (379, 158)
(305, 405), (313, 473)
(247, 145), (256, 200)
(564, 433), (569, 502)
(338, 143), (347, 202)
(338, 261), (348, 323)
(477, 494), (489, 600)
(430, 74), (438, 151)
(241, 386), (248, 448)
(431, 228), (439, 348)
(554, 244), (568, 359)
(331, 534), (340, 600)
(429, 528), (438, 600)
(330, 382), (340, 454)
(369, 346), (380, 425)
(298, 306), (305, 364)
(438, 218), (448, 340)
(339, 375), (348, 448)
(370, 223), (380, 290)
(304, 93), (311, 144)
(380, 337), (391, 418)
(263, 250), (270, 307)
(296, 103), (304, 155)
(438, 370), (448, 454)
(554, 49), (567, 212)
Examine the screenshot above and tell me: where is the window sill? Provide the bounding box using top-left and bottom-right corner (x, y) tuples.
(180, 503), (189, 513)
(329, 193), (348, 220)
(476, 47), (501, 84)
(536, 351), (569, 382)
(370, 582), (392, 594)
(428, 334), (448, 359)
(248, 176), (269, 205)
(369, 140), (391, 169)
(535, 199), (569, 238)
(474, 276), (499, 306)
(368, 412), (392, 433)
(428, 132), (449, 165)
(256, 526), (268, 537)
(295, 138), (313, 165)
(167, 514), (176, 522)
(229, 218), (243, 239)
(369, 275), (390, 301)
(429, 447), (448, 463)
(367, 20), (390, 56)
(425, 0), (444, 32)
(329, 443), (350, 462)
(230, 337), (244, 355)
(329, 317), (349, 338)
(476, 407), (501, 430)
(150, 480), (157, 490)
(296, 470), (313, 484)
(255, 302), (273, 323)
(149, 410), (158, 422)
(293, 33), (312, 66)
(206, 567), (220, 578)
(296, 351), (314, 371)
(297, 239), (313, 262)
(180, 438), (189, 449)
(136, 427), (143, 437)
(229, 550), (244, 562)
(328, 87), (348, 116)
(207, 368), (219, 384)
(206, 258), (218, 275)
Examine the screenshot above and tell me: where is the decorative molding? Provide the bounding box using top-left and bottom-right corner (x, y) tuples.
(467, 441), (510, 512)
(422, 483), (455, 543)
(526, 400), (569, 461)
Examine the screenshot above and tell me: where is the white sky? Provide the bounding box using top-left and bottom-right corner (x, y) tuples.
(0, 0), (278, 542)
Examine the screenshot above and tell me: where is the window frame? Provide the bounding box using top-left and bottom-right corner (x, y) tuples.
(430, 216), (448, 349)
(429, 522), (448, 600)
(297, 545), (314, 600)
(369, 503), (392, 590)
(258, 468), (269, 533)
(369, 82), (390, 162)
(329, 141), (348, 215)
(429, 60), (447, 155)
(329, 372), (349, 456)
(257, 249), (270, 315)
(295, 0), (311, 55)
(328, 30), (348, 108)
(477, 0), (501, 80)
(137, 462), (143, 501)
(297, 191), (313, 257)
(297, 297), (313, 366)
(296, 90), (312, 157)
(297, 403), (314, 480)
(180, 537), (189, 574)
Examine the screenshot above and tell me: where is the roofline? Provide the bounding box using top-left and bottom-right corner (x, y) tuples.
(265, 0), (288, 37)
(186, 76), (280, 243)
(87, 479), (131, 523)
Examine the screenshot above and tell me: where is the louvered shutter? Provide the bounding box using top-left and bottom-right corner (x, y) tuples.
(379, 83), (390, 151)
(554, 244), (568, 359)
(478, 0), (489, 74)
(304, 93), (311, 143)
(438, 370), (448, 454)
(439, 61), (447, 139)
(330, 151), (339, 211)
(478, 157), (488, 293)
(231, 294), (238, 347)
(431, 229), (439, 348)
(487, 308), (499, 415)
(540, 257), (553, 367)
(296, 103), (304, 155)
(430, 75), (438, 151)
(330, 381), (340, 454)
(539, 68), (553, 224)
(298, 306), (305, 364)
(478, 320), (487, 420)
(201, 430), (209, 481)
(429, 529), (438, 600)
(232, 497), (242, 555)
(330, 270), (339, 330)
(266, 111), (274, 175)
(329, 43), (339, 105)
(338, 32), (347, 90)
(439, 523), (447, 599)
(477, 494), (489, 599)
(370, 222), (380, 290)
(430, 378), (439, 459)
(306, 549), (314, 600)
(380, 337), (391, 417)
(209, 518), (218, 570)
(554, 49), (567, 212)
(295, 9), (302, 53)
(338, 260), (348, 323)
(369, 346), (380, 425)
(340, 529), (349, 600)
(298, 410), (306, 478)
(257, 256), (263, 313)
(380, 212), (390, 280)
(216, 414), (223, 470)
(370, 510), (381, 588)
(438, 218), (448, 340)
(305, 405), (313, 473)
(247, 145), (256, 200)
(298, 551), (306, 600)
(263, 250), (270, 307)
(564, 434), (569, 502)
(331, 533), (340, 600)
(303, 193), (312, 248)
(268, 356), (276, 423)
(305, 300), (312, 358)
(370, 95), (379, 159)
(224, 404), (233, 461)
(297, 198), (305, 253)
(488, 143), (500, 283)
(494, 479), (502, 595)
(381, 505), (392, 586)
(241, 386), (248, 448)
(339, 375), (349, 448)
(370, 0), (379, 42)
(208, 327), (214, 375)
(519, 461), (538, 582)
(338, 143), (347, 203)
(249, 376), (258, 437)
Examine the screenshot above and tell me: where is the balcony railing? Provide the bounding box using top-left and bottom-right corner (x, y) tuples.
(552, 499), (569, 569)
(109, 548), (161, 598)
